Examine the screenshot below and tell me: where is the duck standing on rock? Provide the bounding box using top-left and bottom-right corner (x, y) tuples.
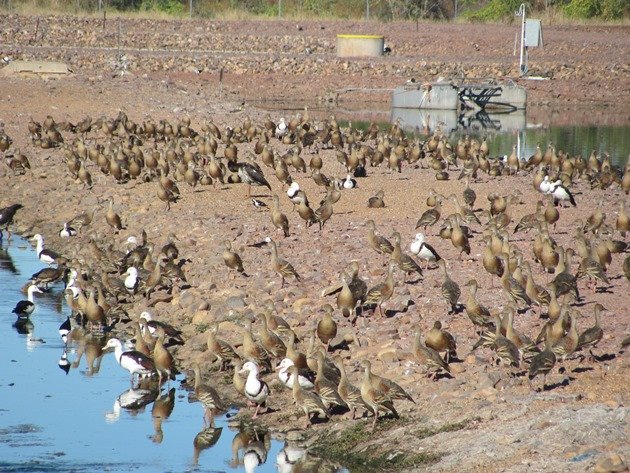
(239, 361), (270, 418)
(58, 222), (78, 238)
(549, 180), (576, 207)
(288, 365), (328, 428)
(360, 359), (414, 430)
(269, 239), (300, 288)
(341, 174), (357, 189)
(410, 232), (441, 269)
(221, 240), (246, 278)
(368, 190), (385, 208)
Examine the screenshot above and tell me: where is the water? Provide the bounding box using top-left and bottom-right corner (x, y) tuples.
(254, 100), (630, 167)
(0, 236), (308, 473)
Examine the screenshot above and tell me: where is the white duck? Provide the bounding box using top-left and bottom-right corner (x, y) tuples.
(539, 175), (552, 194)
(275, 117), (288, 140)
(31, 234), (60, 265)
(409, 232), (442, 269)
(342, 174), (357, 189)
(59, 222), (77, 238)
(124, 267), (139, 294)
(105, 338), (156, 384)
(239, 361), (270, 418)
(550, 180), (576, 207)
(276, 358), (315, 390)
(12, 284), (43, 317)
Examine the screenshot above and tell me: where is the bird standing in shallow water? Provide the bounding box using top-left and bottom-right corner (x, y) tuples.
(105, 338), (156, 386)
(31, 234), (61, 266)
(12, 284), (43, 317)
(0, 203), (23, 240)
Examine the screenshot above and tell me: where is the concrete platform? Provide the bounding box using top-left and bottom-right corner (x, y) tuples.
(2, 61), (72, 76)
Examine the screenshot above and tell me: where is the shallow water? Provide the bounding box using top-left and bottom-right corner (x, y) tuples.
(253, 99), (630, 167)
(0, 236), (311, 473)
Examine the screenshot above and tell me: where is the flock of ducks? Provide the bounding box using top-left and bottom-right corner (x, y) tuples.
(2, 108), (630, 458)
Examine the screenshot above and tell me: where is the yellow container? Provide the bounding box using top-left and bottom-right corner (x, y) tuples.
(336, 34), (384, 58)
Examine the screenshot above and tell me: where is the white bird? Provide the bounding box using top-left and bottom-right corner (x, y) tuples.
(251, 198), (268, 209)
(410, 233), (442, 269)
(550, 180), (576, 207)
(287, 181), (308, 208)
(539, 175), (551, 194)
(12, 284), (43, 317)
(31, 234), (61, 265)
(276, 358), (315, 390)
(59, 222), (78, 238)
(275, 117), (288, 139)
(239, 361), (270, 418)
(342, 174), (357, 189)
(124, 267), (139, 294)
(105, 338), (156, 384)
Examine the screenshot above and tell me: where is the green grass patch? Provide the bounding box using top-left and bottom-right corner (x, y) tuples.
(312, 417), (441, 471)
(412, 417), (481, 440)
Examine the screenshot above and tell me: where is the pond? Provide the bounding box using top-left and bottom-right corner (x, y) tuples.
(0, 236), (330, 473)
(251, 99), (630, 167)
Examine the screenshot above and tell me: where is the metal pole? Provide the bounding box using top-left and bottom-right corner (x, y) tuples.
(278, 0), (282, 17)
(518, 4), (526, 74)
(189, 0), (192, 18)
(454, 0), (457, 21)
(365, 0), (369, 20)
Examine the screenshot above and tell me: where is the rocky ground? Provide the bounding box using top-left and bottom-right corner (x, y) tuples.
(1, 14), (629, 473)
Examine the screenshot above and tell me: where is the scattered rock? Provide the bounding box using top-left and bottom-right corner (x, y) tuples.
(595, 453), (628, 473)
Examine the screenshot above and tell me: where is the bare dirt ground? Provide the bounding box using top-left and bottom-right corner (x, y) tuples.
(1, 14), (629, 473)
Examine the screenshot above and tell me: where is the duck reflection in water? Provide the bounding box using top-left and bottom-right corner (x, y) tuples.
(230, 425), (270, 471)
(191, 423), (223, 466)
(105, 378), (159, 424)
(150, 387), (176, 444)
(0, 245), (18, 273)
(58, 349), (71, 375)
(276, 441), (316, 473)
(72, 332), (107, 376)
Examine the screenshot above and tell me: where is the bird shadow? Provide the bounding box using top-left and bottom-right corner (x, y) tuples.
(433, 371), (454, 381)
(571, 366), (594, 374)
(595, 286), (613, 294)
(405, 277), (423, 285)
(593, 353), (616, 362)
(543, 377), (573, 391)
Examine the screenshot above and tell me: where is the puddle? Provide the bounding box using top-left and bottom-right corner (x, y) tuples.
(0, 237), (339, 472)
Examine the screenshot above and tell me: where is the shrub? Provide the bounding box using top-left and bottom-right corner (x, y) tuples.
(466, 0), (526, 22)
(563, 0), (601, 18)
(140, 0), (185, 15)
